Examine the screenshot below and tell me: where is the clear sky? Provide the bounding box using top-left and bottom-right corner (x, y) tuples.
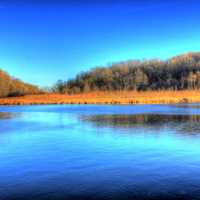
(0, 0), (200, 87)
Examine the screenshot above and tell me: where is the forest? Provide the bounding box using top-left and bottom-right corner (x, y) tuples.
(2, 52), (200, 98)
(0, 69), (41, 98)
(53, 52), (200, 94)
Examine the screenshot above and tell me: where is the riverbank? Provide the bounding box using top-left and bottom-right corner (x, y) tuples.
(0, 90), (199, 105)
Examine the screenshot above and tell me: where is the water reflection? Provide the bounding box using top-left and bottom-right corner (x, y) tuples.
(82, 114), (200, 135)
(0, 112), (18, 119)
(1, 106), (200, 200)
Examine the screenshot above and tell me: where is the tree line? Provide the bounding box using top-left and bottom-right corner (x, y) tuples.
(0, 69), (41, 98)
(2, 52), (200, 98)
(53, 52), (200, 94)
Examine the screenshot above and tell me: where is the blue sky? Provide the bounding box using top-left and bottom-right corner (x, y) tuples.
(0, 0), (200, 87)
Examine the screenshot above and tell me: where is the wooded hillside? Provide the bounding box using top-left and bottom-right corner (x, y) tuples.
(54, 52), (200, 94)
(0, 69), (41, 98)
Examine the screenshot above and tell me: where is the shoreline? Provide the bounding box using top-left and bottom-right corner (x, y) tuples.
(0, 91), (200, 105)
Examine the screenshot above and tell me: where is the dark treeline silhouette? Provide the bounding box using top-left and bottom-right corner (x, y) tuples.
(0, 69), (42, 98)
(53, 52), (200, 94)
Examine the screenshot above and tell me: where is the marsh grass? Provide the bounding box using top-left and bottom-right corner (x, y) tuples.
(0, 90), (199, 105)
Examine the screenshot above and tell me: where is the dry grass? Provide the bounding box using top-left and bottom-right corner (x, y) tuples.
(0, 90), (200, 105)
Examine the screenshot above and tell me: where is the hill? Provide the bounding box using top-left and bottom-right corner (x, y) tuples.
(54, 52), (200, 94)
(0, 69), (41, 98)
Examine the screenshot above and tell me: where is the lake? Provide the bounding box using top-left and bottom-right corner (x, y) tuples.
(1, 104), (200, 200)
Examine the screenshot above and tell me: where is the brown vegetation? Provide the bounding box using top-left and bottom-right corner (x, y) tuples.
(0, 90), (200, 105)
(2, 52), (200, 104)
(0, 69), (42, 98)
(53, 52), (200, 94)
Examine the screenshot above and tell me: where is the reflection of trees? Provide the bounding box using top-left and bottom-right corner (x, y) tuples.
(82, 114), (200, 135)
(0, 112), (17, 119)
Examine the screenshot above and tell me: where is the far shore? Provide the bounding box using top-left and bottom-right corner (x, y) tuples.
(0, 90), (200, 105)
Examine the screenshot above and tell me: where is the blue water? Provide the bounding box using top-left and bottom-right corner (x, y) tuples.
(1, 104), (200, 200)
